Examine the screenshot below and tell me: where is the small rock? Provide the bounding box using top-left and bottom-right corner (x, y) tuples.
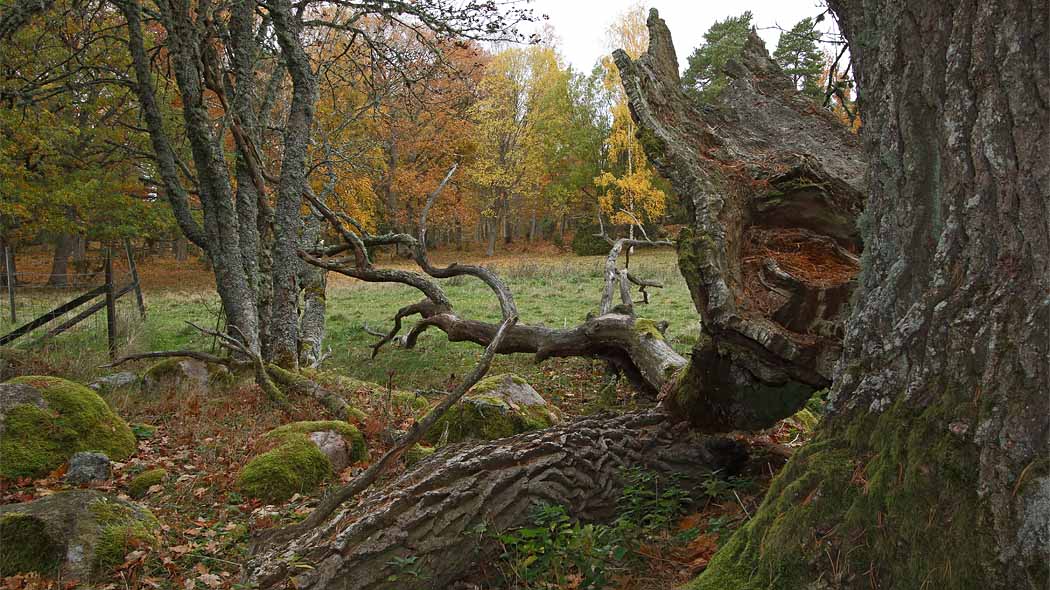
(65, 452), (112, 484)
(89, 371), (140, 392)
(949, 421), (970, 437)
(308, 430), (353, 472)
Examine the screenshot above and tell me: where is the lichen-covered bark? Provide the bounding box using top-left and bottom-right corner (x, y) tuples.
(298, 213), (327, 367)
(694, 1), (1050, 588)
(614, 12), (866, 432)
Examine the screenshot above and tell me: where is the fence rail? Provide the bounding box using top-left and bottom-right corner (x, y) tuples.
(0, 242), (146, 359)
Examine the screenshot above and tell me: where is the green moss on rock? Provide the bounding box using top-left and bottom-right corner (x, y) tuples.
(264, 420), (367, 463)
(383, 390), (430, 414)
(0, 513), (63, 575)
(0, 490), (158, 580)
(89, 496), (161, 572)
(238, 437), (331, 503)
(127, 468), (167, 499)
(237, 421), (368, 503)
(1, 376), (137, 480)
(424, 375), (560, 444)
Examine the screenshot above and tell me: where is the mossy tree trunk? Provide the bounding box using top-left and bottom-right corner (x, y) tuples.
(691, 1), (1049, 588)
(613, 13), (867, 433)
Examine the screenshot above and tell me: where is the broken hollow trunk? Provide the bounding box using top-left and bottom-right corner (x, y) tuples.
(612, 13), (867, 431)
(244, 15), (870, 590)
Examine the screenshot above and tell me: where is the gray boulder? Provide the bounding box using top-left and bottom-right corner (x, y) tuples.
(89, 372), (140, 392)
(0, 490), (159, 580)
(141, 358), (231, 394)
(65, 452), (112, 484)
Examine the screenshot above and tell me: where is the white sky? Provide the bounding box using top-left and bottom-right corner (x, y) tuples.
(521, 0), (833, 73)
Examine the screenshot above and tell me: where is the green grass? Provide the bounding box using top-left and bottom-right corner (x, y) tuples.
(7, 252), (699, 400)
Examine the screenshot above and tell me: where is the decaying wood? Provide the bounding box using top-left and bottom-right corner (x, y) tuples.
(613, 11), (867, 430)
(299, 166), (685, 395)
(248, 410), (749, 590)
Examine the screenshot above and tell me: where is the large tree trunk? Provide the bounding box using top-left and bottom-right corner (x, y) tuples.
(298, 213), (326, 367)
(613, 15), (867, 432)
(46, 233), (76, 287)
(266, 0), (317, 370)
(248, 411), (750, 590)
(692, 1), (1049, 589)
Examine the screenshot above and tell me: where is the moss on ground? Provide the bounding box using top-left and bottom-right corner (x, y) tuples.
(0, 513), (63, 575)
(238, 421), (368, 503)
(127, 468), (167, 499)
(1, 376), (137, 479)
(689, 391), (997, 590)
(89, 496), (160, 572)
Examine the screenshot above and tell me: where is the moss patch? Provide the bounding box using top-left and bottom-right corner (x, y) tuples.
(237, 421), (367, 503)
(633, 318), (665, 340)
(690, 391), (996, 590)
(424, 376), (558, 444)
(405, 444), (435, 467)
(0, 513), (63, 575)
(127, 468), (167, 499)
(384, 390), (428, 413)
(264, 420), (367, 463)
(1, 376), (137, 479)
(89, 496), (160, 573)
(237, 437), (331, 503)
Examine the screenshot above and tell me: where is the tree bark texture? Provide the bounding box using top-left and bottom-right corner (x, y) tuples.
(46, 233), (75, 287)
(613, 14), (868, 433)
(120, 0), (323, 365)
(267, 0), (318, 369)
(247, 411), (750, 590)
(298, 213), (327, 367)
(692, 1), (1049, 588)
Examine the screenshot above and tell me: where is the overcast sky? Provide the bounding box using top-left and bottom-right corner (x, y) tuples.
(521, 0), (833, 73)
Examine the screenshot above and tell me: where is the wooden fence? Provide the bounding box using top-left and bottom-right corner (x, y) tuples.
(0, 240), (146, 359)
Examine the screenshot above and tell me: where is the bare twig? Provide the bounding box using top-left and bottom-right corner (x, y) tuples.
(103, 350), (238, 369)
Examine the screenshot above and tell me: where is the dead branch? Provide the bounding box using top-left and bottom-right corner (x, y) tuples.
(103, 350), (237, 369)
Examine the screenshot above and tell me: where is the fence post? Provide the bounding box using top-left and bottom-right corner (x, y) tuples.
(123, 238), (146, 319)
(104, 248), (118, 359)
(4, 246), (14, 324)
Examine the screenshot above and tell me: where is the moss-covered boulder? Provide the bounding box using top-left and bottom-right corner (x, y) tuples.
(425, 374), (562, 444)
(0, 490), (159, 580)
(0, 377), (137, 480)
(141, 358), (231, 395)
(237, 421), (367, 503)
(127, 468), (167, 499)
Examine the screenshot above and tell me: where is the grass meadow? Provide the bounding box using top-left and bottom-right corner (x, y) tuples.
(14, 249), (699, 403)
